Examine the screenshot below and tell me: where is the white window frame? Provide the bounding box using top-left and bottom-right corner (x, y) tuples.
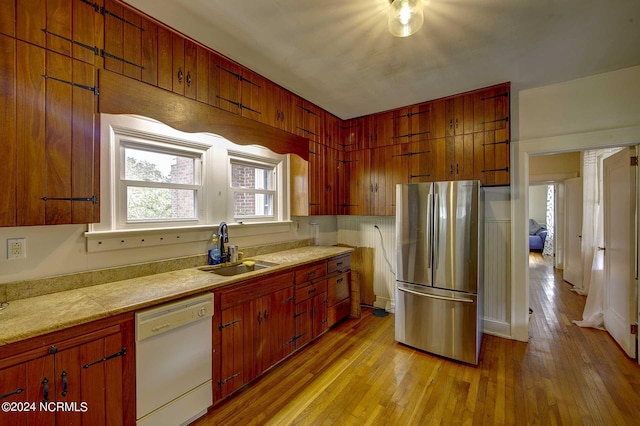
(227, 152), (282, 223)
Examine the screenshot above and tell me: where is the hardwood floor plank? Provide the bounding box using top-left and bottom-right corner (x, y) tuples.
(193, 253), (640, 425)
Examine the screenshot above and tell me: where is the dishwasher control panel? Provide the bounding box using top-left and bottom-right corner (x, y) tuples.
(135, 293), (214, 342)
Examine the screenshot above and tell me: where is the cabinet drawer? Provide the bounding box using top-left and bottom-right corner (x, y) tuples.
(295, 262), (327, 286)
(328, 299), (350, 328)
(220, 272), (294, 309)
(294, 279), (327, 303)
(328, 272), (350, 306)
(328, 255), (350, 274)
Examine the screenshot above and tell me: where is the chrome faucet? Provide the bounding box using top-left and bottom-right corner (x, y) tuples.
(218, 221), (229, 263)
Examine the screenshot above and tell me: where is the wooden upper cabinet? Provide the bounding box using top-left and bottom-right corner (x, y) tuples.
(240, 67), (265, 122)
(371, 111), (394, 148)
(391, 103), (430, 145)
(308, 141), (322, 216)
(216, 58), (265, 120)
(264, 80), (292, 132)
(323, 112), (341, 149)
(12, 0), (103, 64)
(103, 0), (146, 77)
(294, 98), (322, 142)
(170, 33), (185, 95)
(340, 117), (366, 151)
(6, 41), (99, 226)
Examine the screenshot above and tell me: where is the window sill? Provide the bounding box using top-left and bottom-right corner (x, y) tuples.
(85, 222), (293, 253)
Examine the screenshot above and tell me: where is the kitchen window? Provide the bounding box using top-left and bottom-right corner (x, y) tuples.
(229, 155), (279, 222)
(120, 143), (203, 224)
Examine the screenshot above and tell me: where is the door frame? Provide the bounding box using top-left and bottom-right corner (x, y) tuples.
(511, 126), (640, 342)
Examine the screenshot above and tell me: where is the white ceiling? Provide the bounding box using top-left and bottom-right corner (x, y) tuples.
(124, 0), (640, 119)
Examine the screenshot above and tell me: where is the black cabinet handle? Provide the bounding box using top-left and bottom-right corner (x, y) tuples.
(337, 278), (343, 284)
(177, 67), (183, 83)
(264, 309), (269, 320)
(61, 371), (68, 397)
(42, 378), (49, 402)
(308, 270), (316, 277)
(257, 310), (262, 324)
(186, 71), (192, 87)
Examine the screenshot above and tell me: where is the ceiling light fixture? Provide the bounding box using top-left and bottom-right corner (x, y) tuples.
(388, 0), (424, 38)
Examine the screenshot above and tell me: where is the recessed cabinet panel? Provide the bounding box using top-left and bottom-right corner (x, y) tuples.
(140, 17), (158, 85)
(0, 0), (15, 36)
(47, 0), (73, 56)
(156, 26), (173, 91)
(16, 0), (46, 47)
(171, 33), (185, 95)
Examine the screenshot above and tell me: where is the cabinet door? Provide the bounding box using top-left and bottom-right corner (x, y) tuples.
(453, 134), (474, 180)
(217, 58), (242, 115)
(171, 33), (185, 96)
(374, 110), (395, 148)
(324, 112), (341, 149)
(348, 150), (371, 216)
(409, 139), (436, 183)
(54, 332), (127, 425)
(0, 357), (55, 425)
(294, 299), (312, 349)
(243, 297), (271, 382)
(312, 292), (329, 338)
(267, 287), (295, 367)
(0, 35), (17, 226)
(140, 16), (158, 86)
(241, 68), (265, 122)
(184, 39), (198, 100)
(323, 146), (339, 215)
(294, 99), (322, 142)
(16, 0), (46, 47)
(369, 147), (386, 216)
(219, 305), (244, 398)
(308, 141), (322, 216)
(44, 51), (98, 225)
(340, 117), (365, 151)
(156, 26), (173, 91)
(103, 0), (145, 78)
(382, 144), (410, 216)
(429, 99), (448, 140)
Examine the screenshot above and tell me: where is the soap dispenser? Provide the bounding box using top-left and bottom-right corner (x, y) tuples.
(208, 233), (221, 265)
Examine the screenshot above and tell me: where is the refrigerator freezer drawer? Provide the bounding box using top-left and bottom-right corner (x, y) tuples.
(395, 283), (482, 365)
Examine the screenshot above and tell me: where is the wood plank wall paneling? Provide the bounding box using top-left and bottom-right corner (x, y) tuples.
(484, 219), (511, 337)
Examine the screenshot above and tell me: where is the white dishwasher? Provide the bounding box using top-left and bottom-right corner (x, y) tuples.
(135, 293), (214, 426)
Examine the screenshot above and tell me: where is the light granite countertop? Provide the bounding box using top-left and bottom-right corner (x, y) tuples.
(0, 246), (352, 347)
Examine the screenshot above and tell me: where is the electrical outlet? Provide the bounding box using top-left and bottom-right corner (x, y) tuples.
(7, 238), (26, 260)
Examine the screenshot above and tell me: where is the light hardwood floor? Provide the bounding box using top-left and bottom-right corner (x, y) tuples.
(194, 253), (640, 425)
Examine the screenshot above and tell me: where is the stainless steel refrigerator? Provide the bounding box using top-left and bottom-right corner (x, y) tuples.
(395, 180), (483, 365)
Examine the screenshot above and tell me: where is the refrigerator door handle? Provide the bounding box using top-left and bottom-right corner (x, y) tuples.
(398, 286), (474, 304)
(433, 193), (440, 268)
(426, 193), (433, 268)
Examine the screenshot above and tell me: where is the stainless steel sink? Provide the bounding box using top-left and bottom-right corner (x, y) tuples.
(199, 261), (278, 277)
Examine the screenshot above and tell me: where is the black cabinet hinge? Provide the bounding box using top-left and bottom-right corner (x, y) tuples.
(0, 388), (24, 401)
(41, 195), (99, 204)
(218, 372), (241, 386)
(82, 347), (127, 369)
(219, 319), (241, 330)
(41, 74), (99, 95)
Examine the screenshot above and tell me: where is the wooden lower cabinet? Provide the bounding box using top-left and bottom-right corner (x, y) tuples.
(215, 254), (351, 402)
(0, 315), (134, 426)
(217, 272), (295, 399)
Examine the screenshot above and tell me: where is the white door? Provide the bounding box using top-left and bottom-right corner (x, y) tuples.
(563, 177), (583, 286)
(603, 147), (637, 359)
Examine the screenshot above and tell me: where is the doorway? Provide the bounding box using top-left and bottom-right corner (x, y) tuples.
(522, 146), (638, 360)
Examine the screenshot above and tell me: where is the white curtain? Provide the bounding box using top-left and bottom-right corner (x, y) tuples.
(543, 184), (554, 256)
(573, 148), (622, 329)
